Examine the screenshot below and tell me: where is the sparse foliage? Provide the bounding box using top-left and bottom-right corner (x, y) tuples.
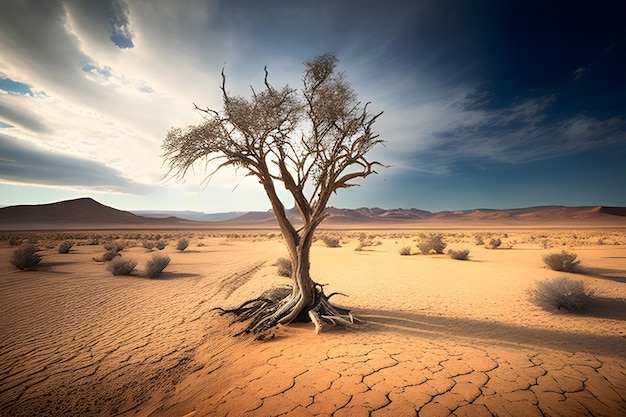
(399, 246), (412, 256)
(155, 240), (167, 250)
(418, 234), (446, 254)
(543, 250), (581, 272)
(448, 248), (470, 260)
(107, 258), (137, 276)
(142, 240), (155, 251)
(276, 257), (292, 277)
(58, 241), (73, 254)
(486, 238), (502, 249)
(163, 53), (383, 335)
(145, 254), (170, 278)
(10, 245), (42, 270)
(527, 276), (594, 311)
(176, 238), (189, 252)
(320, 235), (341, 248)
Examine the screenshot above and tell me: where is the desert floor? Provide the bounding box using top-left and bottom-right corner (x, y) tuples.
(0, 226), (625, 416)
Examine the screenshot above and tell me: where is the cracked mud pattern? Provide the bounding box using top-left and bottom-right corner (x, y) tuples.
(177, 324), (626, 417)
(1, 239), (625, 417)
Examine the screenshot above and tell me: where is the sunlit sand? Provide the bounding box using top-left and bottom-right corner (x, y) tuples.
(1, 224), (625, 416)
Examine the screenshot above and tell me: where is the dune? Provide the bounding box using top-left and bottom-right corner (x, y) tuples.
(1, 223), (625, 416)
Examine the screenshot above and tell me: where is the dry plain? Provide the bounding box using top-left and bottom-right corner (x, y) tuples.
(0, 225), (625, 416)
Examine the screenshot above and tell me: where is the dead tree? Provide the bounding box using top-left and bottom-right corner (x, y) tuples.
(162, 53), (383, 336)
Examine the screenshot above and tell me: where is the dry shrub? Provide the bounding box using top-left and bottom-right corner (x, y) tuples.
(485, 238), (502, 249)
(58, 241), (73, 254)
(107, 258), (137, 276)
(10, 245), (42, 270)
(448, 248), (470, 260)
(104, 241), (126, 252)
(527, 276), (594, 311)
(543, 250), (581, 272)
(399, 246), (412, 256)
(142, 240), (155, 251)
(418, 234), (446, 254)
(176, 238), (189, 251)
(155, 240), (167, 250)
(145, 254), (170, 278)
(320, 235), (341, 248)
(276, 257), (292, 277)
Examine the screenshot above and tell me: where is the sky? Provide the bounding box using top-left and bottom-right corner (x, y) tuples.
(0, 0), (625, 213)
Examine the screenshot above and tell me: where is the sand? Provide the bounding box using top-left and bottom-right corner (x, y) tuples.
(0, 226), (625, 416)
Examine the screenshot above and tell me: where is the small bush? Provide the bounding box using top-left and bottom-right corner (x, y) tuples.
(527, 276), (594, 311)
(58, 241), (73, 254)
(320, 235), (341, 248)
(276, 257), (292, 277)
(448, 248), (470, 260)
(145, 254), (170, 278)
(107, 258), (137, 276)
(485, 238), (501, 249)
(543, 250), (581, 272)
(142, 240), (155, 251)
(104, 241), (126, 252)
(399, 246), (412, 256)
(10, 245), (42, 270)
(102, 249), (121, 262)
(155, 240), (167, 250)
(176, 238), (189, 252)
(418, 234), (446, 254)
(474, 234), (485, 246)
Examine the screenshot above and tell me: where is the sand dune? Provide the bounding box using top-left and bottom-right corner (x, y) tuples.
(1, 226), (625, 416)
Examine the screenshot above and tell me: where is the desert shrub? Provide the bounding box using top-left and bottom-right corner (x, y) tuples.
(176, 238), (189, 252)
(474, 234), (485, 246)
(9, 237), (23, 246)
(104, 241), (126, 252)
(107, 258), (137, 276)
(276, 257), (292, 277)
(145, 254), (170, 278)
(155, 240), (168, 250)
(543, 250), (581, 272)
(399, 246), (412, 256)
(485, 238), (502, 249)
(418, 234), (446, 254)
(448, 248), (470, 260)
(142, 240), (155, 251)
(102, 249), (121, 262)
(58, 241), (73, 254)
(527, 276), (594, 311)
(10, 245), (42, 270)
(320, 235), (341, 248)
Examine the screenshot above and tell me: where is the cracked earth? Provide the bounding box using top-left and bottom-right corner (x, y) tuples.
(1, 232), (625, 416)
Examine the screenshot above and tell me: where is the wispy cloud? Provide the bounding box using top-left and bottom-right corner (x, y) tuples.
(0, 133), (152, 193)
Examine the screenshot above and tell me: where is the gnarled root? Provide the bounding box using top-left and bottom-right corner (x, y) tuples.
(213, 283), (358, 338)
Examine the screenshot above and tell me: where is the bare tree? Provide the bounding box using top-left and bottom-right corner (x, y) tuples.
(162, 53), (383, 337)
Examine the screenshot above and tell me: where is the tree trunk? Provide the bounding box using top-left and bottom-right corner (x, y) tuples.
(214, 222), (356, 337)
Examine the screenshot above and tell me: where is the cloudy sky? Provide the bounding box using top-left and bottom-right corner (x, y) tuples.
(1, 0), (624, 213)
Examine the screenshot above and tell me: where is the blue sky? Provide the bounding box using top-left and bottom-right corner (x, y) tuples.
(0, 0), (624, 213)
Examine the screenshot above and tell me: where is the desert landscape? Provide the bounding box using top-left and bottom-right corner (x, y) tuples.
(0, 199), (626, 416)
(0, 200), (625, 416)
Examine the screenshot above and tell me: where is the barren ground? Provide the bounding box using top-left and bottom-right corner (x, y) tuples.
(1, 225), (625, 416)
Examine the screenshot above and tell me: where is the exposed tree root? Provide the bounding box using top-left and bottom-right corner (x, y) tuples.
(212, 283), (359, 338)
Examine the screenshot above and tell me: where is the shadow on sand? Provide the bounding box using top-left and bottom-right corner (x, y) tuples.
(356, 307), (625, 356)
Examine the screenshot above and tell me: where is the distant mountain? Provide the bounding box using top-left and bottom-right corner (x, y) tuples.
(0, 198), (623, 230)
(132, 210), (244, 222)
(0, 198), (197, 230)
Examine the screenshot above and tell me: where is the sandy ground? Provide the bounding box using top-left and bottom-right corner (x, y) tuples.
(0, 226), (625, 416)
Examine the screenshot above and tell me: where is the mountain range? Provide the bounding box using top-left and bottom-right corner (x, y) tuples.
(0, 197), (624, 230)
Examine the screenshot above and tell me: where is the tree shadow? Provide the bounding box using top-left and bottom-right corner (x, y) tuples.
(583, 267), (626, 283)
(354, 307), (625, 355)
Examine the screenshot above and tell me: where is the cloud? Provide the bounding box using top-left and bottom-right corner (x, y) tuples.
(573, 67), (587, 82)
(0, 97), (52, 134)
(0, 132), (152, 193)
(379, 87), (626, 174)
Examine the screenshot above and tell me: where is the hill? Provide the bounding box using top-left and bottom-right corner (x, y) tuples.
(0, 198), (196, 230)
(0, 198), (624, 230)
